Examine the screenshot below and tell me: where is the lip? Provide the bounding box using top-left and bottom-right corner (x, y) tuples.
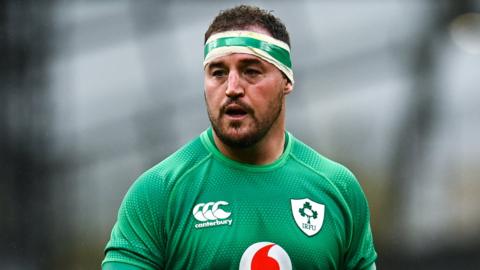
(225, 113), (248, 120)
(223, 104), (249, 120)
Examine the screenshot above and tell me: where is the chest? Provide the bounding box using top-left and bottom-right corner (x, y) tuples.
(163, 166), (349, 270)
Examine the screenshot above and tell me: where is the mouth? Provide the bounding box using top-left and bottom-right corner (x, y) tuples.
(224, 104), (248, 119)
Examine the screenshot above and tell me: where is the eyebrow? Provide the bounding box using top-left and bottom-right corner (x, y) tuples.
(238, 58), (263, 66)
(207, 58), (264, 70)
(206, 62), (225, 70)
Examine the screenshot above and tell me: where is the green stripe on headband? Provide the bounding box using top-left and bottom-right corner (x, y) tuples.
(204, 36), (292, 69)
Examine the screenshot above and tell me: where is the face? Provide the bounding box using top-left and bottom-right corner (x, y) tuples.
(204, 53), (292, 148)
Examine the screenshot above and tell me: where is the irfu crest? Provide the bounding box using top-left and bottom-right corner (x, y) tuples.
(291, 198), (325, 236)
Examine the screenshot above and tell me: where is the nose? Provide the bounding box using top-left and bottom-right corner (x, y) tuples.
(225, 71), (244, 98)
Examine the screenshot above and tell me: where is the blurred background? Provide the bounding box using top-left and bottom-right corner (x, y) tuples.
(1, 0), (480, 269)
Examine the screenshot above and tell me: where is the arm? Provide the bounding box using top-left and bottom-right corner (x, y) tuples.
(102, 170), (167, 269)
(341, 170), (378, 270)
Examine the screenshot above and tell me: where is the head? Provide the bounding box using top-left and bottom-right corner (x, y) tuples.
(203, 5), (294, 149)
(204, 5), (290, 47)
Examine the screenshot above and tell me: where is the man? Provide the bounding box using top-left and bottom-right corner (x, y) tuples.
(102, 5), (377, 270)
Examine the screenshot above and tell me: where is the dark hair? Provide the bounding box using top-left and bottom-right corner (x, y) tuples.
(204, 5), (290, 46)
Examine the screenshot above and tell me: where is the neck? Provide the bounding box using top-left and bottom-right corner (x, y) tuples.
(213, 117), (286, 165)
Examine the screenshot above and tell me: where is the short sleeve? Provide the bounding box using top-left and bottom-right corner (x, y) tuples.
(102, 171), (166, 270)
(343, 172), (377, 270)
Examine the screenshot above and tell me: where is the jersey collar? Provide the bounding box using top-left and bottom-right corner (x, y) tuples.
(200, 128), (292, 172)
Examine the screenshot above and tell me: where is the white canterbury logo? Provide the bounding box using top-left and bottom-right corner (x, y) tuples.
(193, 201), (231, 221)
(192, 201), (233, 229)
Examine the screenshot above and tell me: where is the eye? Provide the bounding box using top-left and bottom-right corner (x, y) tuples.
(244, 68), (261, 77)
(211, 69), (227, 78)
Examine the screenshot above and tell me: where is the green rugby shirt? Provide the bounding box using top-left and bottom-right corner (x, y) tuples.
(103, 129), (377, 270)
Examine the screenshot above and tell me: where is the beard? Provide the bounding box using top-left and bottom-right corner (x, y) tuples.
(205, 91), (284, 149)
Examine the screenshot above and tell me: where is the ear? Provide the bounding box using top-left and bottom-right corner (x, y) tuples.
(283, 80), (293, 95)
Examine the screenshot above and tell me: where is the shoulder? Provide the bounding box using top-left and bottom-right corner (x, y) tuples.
(137, 134), (210, 188)
(289, 135), (356, 183)
(126, 134), (211, 201)
(288, 134), (364, 201)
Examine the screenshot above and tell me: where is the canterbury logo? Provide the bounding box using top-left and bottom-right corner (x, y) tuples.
(192, 201), (231, 221)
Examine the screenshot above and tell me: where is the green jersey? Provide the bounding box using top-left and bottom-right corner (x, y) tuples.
(102, 129), (377, 270)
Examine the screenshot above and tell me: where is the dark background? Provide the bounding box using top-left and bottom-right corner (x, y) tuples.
(1, 0), (480, 269)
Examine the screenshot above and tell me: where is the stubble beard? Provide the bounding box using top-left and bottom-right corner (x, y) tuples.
(206, 92), (284, 149)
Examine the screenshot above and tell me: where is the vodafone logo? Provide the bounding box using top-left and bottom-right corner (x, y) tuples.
(192, 201), (233, 229)
(239, 242), (292, 270)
